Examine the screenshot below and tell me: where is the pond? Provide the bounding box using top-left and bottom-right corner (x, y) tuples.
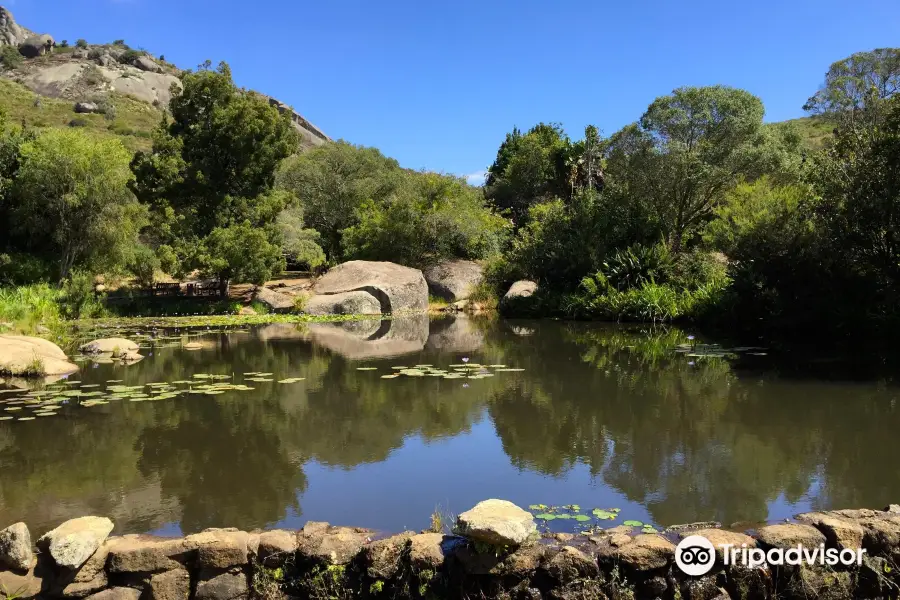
(1, 315), (899, 537)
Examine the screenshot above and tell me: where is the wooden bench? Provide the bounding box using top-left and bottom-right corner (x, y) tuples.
(153, 282), (182, 297)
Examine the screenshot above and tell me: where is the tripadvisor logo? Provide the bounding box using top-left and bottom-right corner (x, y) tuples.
(675, 534), (867, 576)
(675, 536), (716, 576)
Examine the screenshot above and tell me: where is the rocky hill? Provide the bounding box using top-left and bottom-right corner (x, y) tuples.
(0, 6), (328, 150)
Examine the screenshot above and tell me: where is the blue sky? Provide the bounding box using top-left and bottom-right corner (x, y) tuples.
(11, 0), (900, 184)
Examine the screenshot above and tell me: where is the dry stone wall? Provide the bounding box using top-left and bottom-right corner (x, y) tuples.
(2, 501), (900, 599)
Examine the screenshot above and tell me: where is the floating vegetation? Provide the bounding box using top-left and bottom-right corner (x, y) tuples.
(622, 520), (644, 527)
(0, 416), (13, 421)
(245, 377), (274, 383)
(355, 367), (378, 371)
(278, 378), (305, 384)
(17, 417), (35, 421)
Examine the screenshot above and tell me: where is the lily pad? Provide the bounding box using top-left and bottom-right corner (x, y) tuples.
(623, 520), (644, 527)
(534, 513), (557, 521)
(592, 509), (618, 520)
(574, 515), (591, 522)
(356, 367), (378, 371)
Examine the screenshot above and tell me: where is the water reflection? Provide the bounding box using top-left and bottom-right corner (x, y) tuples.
(1, 316), (899, 536)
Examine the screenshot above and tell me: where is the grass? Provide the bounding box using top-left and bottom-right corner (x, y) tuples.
(769, 115), (837, 150)
(0, 78), (162, 152)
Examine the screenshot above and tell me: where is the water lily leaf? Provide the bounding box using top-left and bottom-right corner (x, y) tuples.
(529, 504), (549, 511)
(534, 514), (557, 521)
(17, 417), (35, 421)
(495, 368), (526, 372)
(641, 525), (659, 533)
(574, 515), (591, 522)
(592, 509), (617, 520)
(0, 416), (13, 421)
(623, 520), (643, 527)
(555, 514), (572, 520)
(381, 374), (400, 379)
(356, 367), (378, 371)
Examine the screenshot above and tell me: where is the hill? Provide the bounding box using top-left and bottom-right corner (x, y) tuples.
(0, 5), (328, 151)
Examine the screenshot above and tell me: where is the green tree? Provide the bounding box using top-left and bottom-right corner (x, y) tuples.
(342, 171), (509, 267)
(130, 61), (298, 284)
(485, 123), (571, 225)
(199, 222), (285, 289)
(804, 48), (900, 118)
(276, 207), (326, 270)
(606, 86), (797, 252)
(11, 128), (146, 281)
(275, 141), (402, 261)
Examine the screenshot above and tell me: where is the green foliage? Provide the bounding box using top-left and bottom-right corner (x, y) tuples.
(0, 253), (54, 285)
(128, 244), (160, 288)
(118, 49), (143, 65)
(342, 171), (508, 267)
(199, 222), (285, 287)
(59, 271), (106, 319)
(0, 45), (23, 70)
(58, 40), (69, 48)
(600, 243), (673, 291)
(804, 48), (900, 117)
(131, 61), (298, 284)
(276, 207), (326, 270)
(276, 141), (403, 260)
(10, 128), (147, 281)
(75, 39), (88, 49)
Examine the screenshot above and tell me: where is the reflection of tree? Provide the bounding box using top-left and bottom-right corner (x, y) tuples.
(485, 322), (900, 526)
(4, 319), (900, 535)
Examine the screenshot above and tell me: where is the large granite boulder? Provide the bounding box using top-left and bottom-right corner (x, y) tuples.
(423, 260), (484, 302)
(313, 261), (428, 313)
(254, 287), (295, 314)
(18, 34), (54, 58)
(304, 291), (380, 316)
(0, 335), (79, 376)
(455, 500), (537, 547)
(133, 55), (162, 73)
(0, 522), (32, 572)
(37, 517), (114, 570)
(500, 280), (539, 316)
(0, 7), (29, 47)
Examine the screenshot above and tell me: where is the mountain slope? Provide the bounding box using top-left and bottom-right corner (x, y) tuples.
(0, 5), (328, 150)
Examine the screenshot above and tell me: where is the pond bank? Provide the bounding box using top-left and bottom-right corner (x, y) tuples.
(2, 501), (900, 600)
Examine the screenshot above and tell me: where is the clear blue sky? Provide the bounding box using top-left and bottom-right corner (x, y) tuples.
(11, 0), (900, 183)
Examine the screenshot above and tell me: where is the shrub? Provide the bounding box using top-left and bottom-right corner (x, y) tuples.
(59, 40), (69, 48)
(59, 271), (105, 319)
(75, 39), (88, 49)
(670, 250), (728, 290)
(82, 65), (104, 86)
(68, 118), (89, 128)
(118, 49), (143, 65)
(599, 243), (672, 291)
(0, 253), (54, 285)
(128, 244), (160, 288)
(112, 39), (127, 47)
(0, 45), (23, 70)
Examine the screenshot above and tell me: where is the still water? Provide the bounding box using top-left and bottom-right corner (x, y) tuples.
(1, 315), (899, 536)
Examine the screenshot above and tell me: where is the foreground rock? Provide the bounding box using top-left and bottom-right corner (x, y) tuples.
(455, 499), (537, 547)
(37, 517), (114, 569)
(0, 522), (31, 572)
(78, 338), (138, 357)
(304, 291), (380, 316)
(313, 261), (428, 313)
(254, 287), (295, 313)
(500, 280), (538, 315)
(0, 335), (79, 376)
(423, 260), (484, 302)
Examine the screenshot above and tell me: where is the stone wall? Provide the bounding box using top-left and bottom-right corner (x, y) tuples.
(2, 501), (900, 600)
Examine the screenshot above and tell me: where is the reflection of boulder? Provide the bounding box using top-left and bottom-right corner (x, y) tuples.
(426, 315), (484, 352)
(308, 316), (429, 359)
(254, 324), (308, 342)
(313, 261), (428, 313)
(305, 291), (380, 316)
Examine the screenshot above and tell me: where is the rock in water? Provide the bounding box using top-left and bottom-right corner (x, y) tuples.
(455, 499), (537, 547)
(304, 290), (381, 315)
(423, 260), (484, 302)
(500, 280), (539, 316)
(79, 338), (139, 356)
(0, 335), (79, 376)
(37, 516), (114, 569)
(0, 522), (32, 572)
(313, 261), (428, 313)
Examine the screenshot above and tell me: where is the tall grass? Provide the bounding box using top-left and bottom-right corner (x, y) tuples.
(0, 281), (106, 331)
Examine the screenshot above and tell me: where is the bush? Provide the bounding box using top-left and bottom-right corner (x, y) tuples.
(68, 118), (89, 128)
(0, 253), (54, 285)
(82, 65), (104, 86)
(112, 39), (127, 47)
(128, 244), (160, 288)
(600, 243), (672, 291)
(59, 40), (69, 48)
(118, 49), (143, 65)
(342, 171), (508, 267)
(75, 39), (88, 49)
(59, 271), (105, 319)
(670, 250), (729, 290)
(0, 45), (23, 70)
